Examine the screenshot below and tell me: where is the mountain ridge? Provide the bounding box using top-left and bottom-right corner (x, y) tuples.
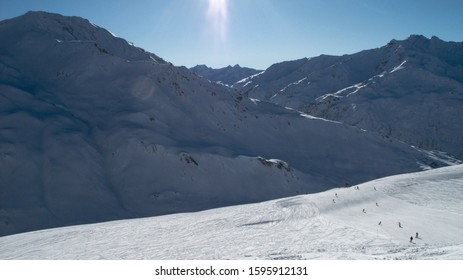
(190, 64), (261, 86)
(0, 12), (455, 236)
(235, 35), (463, 159)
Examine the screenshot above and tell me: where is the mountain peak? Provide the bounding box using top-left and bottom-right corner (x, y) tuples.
(406, 34), (429, 41)
(190, 64), (260, 85)
(1, 11), (166, 64)
(13, 11), (100, 40)
(387, 35), (433, 46)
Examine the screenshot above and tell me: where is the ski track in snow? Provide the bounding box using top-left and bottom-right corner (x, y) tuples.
(0, 165), (462, 260)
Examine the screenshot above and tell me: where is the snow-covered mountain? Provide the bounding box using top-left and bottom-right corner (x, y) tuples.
(190, 64), (261, 86)
(236, 35), (463, 159)
(1, 164), (462, 259)
(0, 12), (453, 237)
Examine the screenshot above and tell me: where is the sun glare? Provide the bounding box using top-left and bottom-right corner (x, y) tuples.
(206, 0), (228, 41)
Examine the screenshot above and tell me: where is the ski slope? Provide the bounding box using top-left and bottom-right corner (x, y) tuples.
(1, 165), (462, 260)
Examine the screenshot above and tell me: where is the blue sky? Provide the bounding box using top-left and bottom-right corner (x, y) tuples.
(1, 0), (462, 69)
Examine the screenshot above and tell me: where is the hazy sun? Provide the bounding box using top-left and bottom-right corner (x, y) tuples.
(206, 0), (228, 41)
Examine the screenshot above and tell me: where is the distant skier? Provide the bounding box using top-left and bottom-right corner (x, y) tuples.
(415, 232), (419, 238)
(375, 202), (379, 207)
(410, 236), (414, 243)
(332, 199), (336, 203)
(335, 193), (338, 198)
(399, 222), (402, 228)
(362, 209), (366, 213)
(378, 221), (382, 225)
(374, 187), (377, 191)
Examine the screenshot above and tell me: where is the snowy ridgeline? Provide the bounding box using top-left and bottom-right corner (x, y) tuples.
(190, 64), (261, 87)
(235, 35), (463, 159)
(1, 165), (462, 260)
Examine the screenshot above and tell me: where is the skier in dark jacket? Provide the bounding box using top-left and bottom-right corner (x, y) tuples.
(410, 236), (413, 243)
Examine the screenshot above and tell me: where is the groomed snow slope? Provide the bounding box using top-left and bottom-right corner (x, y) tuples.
(1, 165), (462, 260)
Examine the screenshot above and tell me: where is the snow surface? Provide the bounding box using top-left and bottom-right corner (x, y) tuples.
(2, 12), (451, 237)
(190, 64), (261, 86)
(238, 35), (463, 159)
(390, 60), (407, 73)
(1, 165), (462, 260)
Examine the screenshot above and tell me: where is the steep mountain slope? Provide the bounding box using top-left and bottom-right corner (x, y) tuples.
(236, 35), (463, 159)
(0, 12), (448, 236)
(1, 164), (462, 260)
(190, 64), (261, 86)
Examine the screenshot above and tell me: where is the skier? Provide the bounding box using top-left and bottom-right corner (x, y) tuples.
(399, 222), (402, 228)
(332, 199), (336, 203)
(374, 187), (377, 191)
(362, 209), (366, 213)
(410, 236), (413, 243)
(378, 221), (382, 225)
(415, 232), (419, 238)
(375, 202), (379, 207)
(335, 193), (338, 198)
